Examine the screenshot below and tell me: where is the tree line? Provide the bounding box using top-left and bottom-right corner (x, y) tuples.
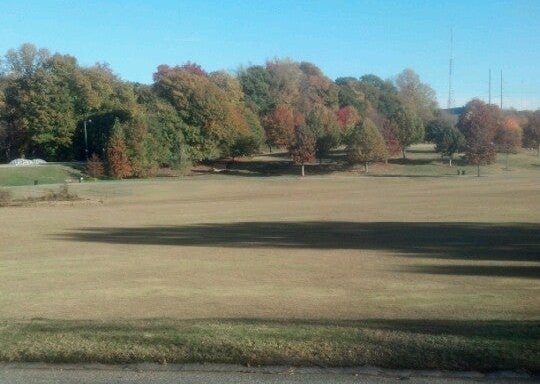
(0, 43), (538, 178)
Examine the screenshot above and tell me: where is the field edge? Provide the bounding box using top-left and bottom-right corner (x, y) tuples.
(1, 318), (538, 373)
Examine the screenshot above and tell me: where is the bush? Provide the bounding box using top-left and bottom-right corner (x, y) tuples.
(43, 184), (78, 201)
(0, 189), (13, 207)
(86, 153), (104, 178)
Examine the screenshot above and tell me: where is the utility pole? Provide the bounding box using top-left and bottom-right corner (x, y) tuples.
(488, 69), (491, 104)
(500, 70), (503, 110)
(83, 119), (92, 161)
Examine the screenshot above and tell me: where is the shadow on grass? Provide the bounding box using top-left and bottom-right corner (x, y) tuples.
(405, 265), (540, 279)
(217, 160), (348, 177)
(20, 318), (539, 341)
(388, 157), (435, 165)
(57, 221), (540, 265)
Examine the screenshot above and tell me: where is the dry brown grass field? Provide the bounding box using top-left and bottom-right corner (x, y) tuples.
(1, 171), (538, 321)
(0, 153), (539, 370)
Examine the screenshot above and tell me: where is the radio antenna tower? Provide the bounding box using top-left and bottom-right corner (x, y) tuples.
(447, 28), (455, 109)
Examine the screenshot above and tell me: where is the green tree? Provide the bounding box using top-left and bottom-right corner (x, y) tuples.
(392, 106), (424, 158)
(335, 77), (369, 115)
(3, 67), (76, 159)
(346, 118), (387, 173)
(306, 106), (341, 163)
(425, 110), (456, 143)
(127, 120), (158, 178)
(433, 125), (465, 166)
(227, 135), (261, 162)
(395, 68), (438, 125)
(238, 65), (273, 115)
(1, 43), (49, 77)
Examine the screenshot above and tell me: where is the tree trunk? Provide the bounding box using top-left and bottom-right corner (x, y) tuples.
(449, 157), (452, 167)
(365, 162), (369, 173)
(477, 164), (480, 177)
(301, 164), (305, 177)
(268, 144), (272, 153)
(402, 148), (406, 159)
(385, 157), (388, 165)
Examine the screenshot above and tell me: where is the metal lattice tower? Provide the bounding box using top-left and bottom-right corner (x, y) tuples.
(447, 28), (455, 109)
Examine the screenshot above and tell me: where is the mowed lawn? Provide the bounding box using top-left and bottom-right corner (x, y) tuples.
(0, 166), (539, 370)
(0, 164), (83, 187)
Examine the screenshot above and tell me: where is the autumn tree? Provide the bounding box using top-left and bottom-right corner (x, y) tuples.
(522, 111), (540, 156)
(106, 119), (132, 179)
(369, 112), (401, 162)
(495, 116), (522, 170)
(457, 99), (500, 177)
(265, 58), (303, 107)
(263, 104), (300, 150)
(346, 118), (387, 173)
(298, 61), (339, 113)
(289, 125), (316, 176)
(336, 106), (361, 134)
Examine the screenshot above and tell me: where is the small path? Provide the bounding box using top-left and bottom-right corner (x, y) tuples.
(0, 363), (535, 384)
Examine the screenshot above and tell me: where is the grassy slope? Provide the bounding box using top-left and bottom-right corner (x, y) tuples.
(0, 164), (83, 187)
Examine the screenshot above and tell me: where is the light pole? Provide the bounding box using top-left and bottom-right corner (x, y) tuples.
(83, 119), (92, 161)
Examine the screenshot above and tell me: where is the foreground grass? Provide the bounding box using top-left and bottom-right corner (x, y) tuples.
(0, 164), (83, 187)
(0, 319), (538, 372)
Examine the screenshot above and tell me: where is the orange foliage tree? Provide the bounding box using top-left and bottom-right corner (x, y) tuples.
(496, 116), (522, 170)
(106, 120), (132, 179)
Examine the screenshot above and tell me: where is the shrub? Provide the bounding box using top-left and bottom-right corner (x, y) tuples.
(0, 189), (13, 207)
(43, 184), (78, 201)
(86, 153), (104, 178)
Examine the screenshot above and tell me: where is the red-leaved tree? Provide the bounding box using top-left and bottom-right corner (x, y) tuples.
(457, 99), (500, 176)
(289, 125), (316, 176)
(263, 104), (303, 150)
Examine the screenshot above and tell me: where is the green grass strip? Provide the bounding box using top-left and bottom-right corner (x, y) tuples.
(0, 319), (538, 372)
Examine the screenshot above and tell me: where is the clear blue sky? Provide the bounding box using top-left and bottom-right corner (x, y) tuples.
(1, 0), (539, 109)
